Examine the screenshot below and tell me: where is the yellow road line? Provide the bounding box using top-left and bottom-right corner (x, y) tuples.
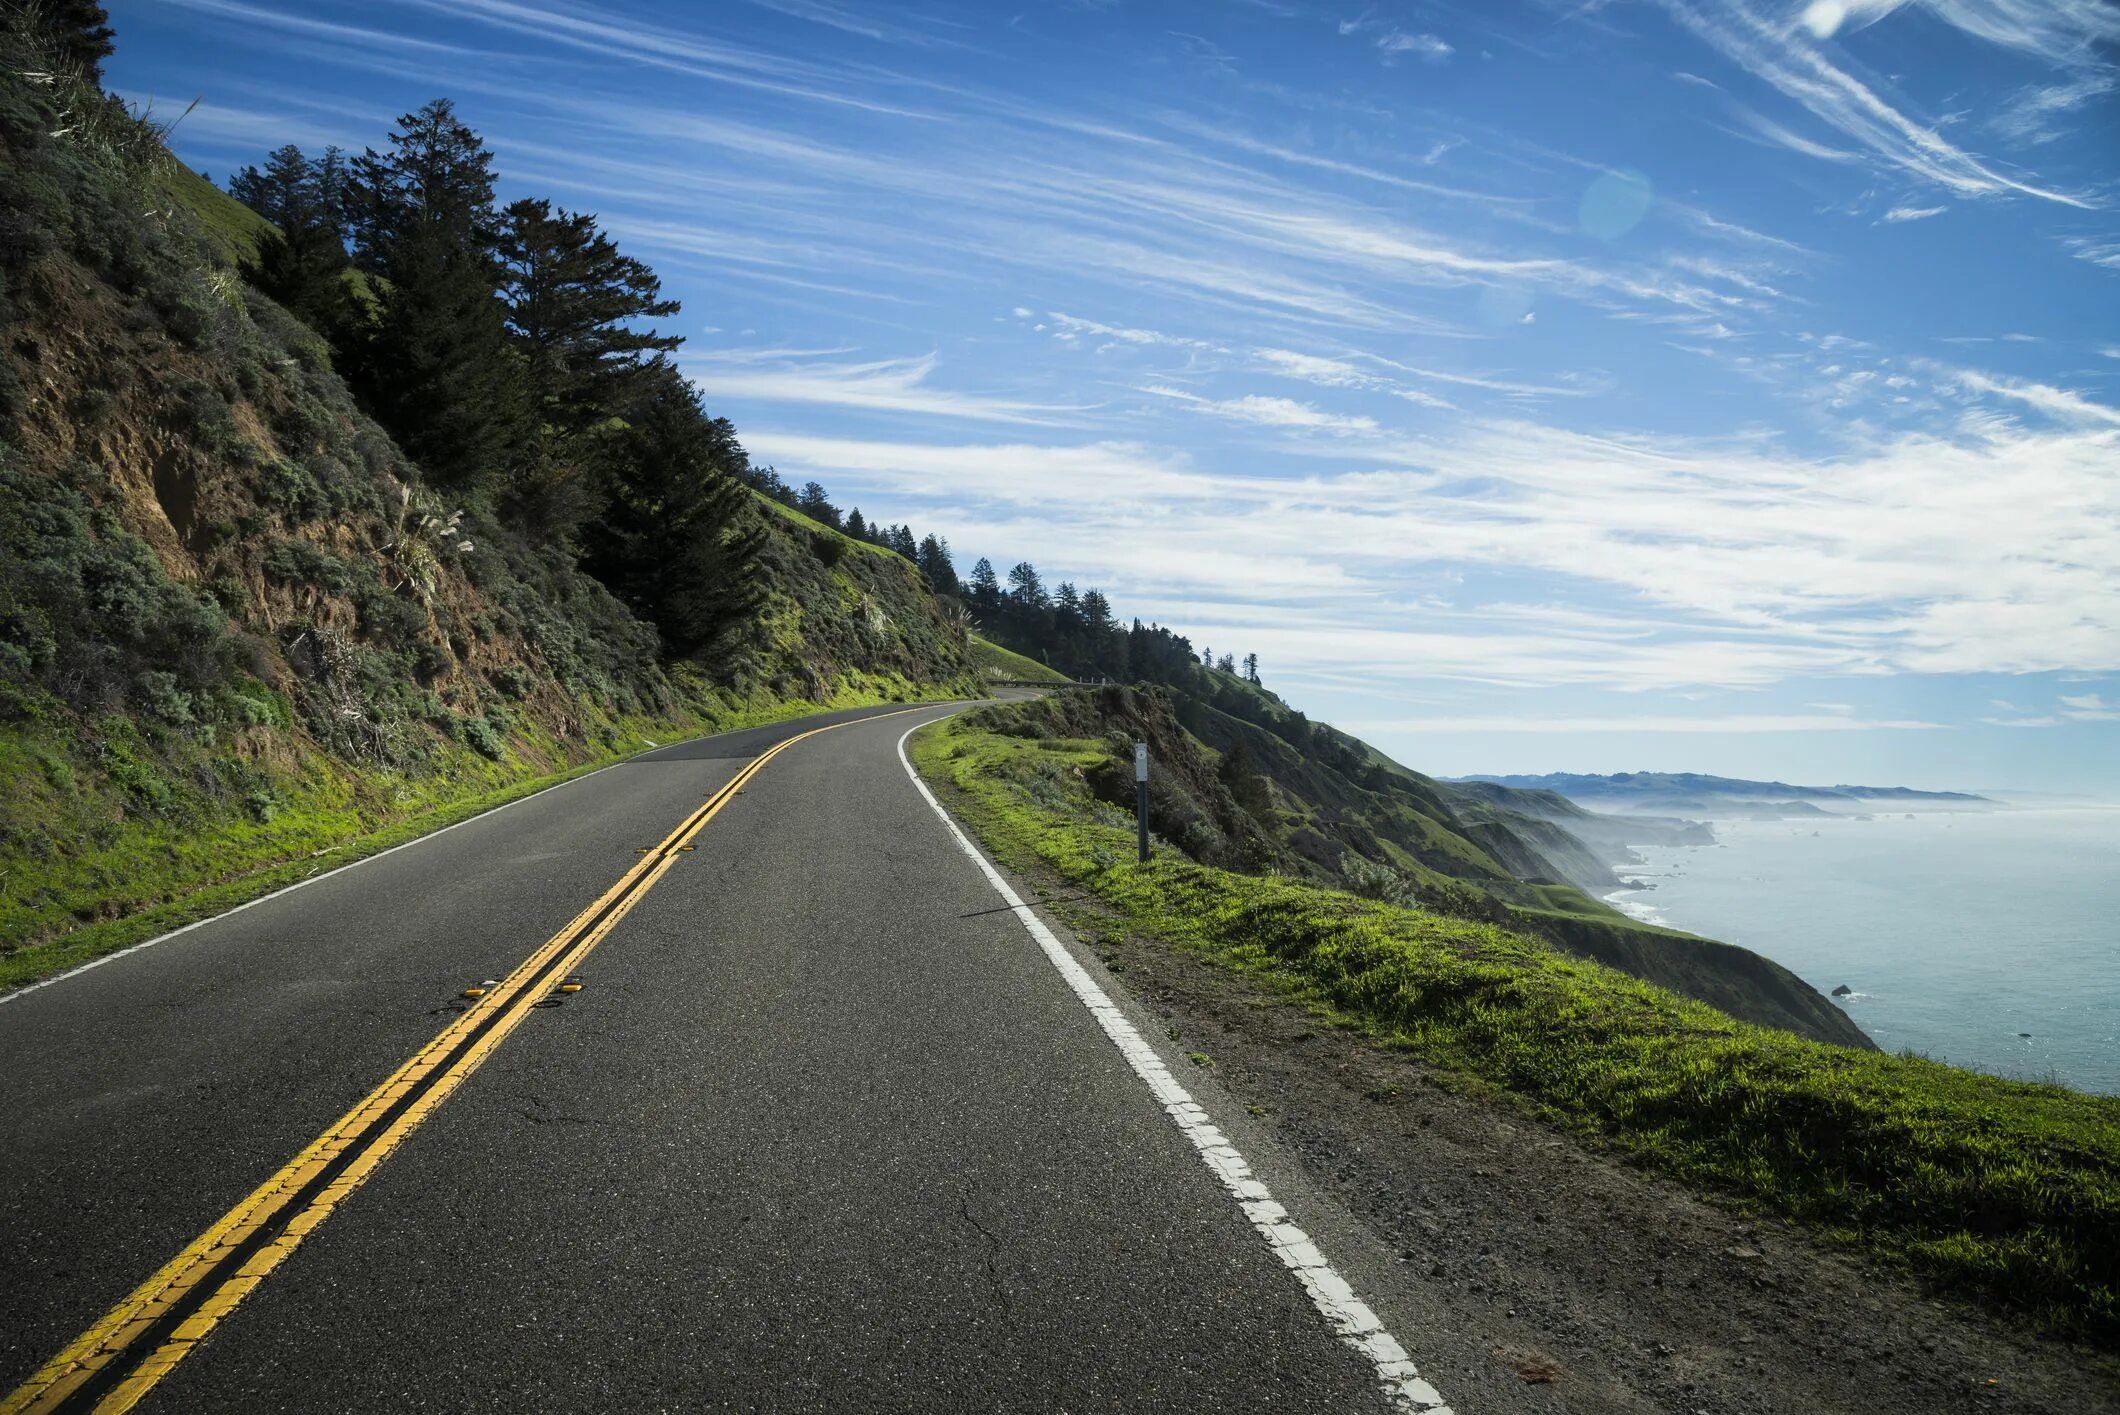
(2, 708), (930, 1415)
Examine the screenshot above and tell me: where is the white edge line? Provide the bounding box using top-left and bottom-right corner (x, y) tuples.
(0, 704), (946, 1010)
(894, 720), (1453, 1415)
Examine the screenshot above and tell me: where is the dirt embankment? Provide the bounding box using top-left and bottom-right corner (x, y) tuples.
(1086, 898), (2120, 1414)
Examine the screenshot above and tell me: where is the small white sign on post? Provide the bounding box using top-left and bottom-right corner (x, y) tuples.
(1134, 742), (1149, 783)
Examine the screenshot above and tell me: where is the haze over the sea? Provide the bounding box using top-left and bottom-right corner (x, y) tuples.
(1606, 805), (2120, 1094)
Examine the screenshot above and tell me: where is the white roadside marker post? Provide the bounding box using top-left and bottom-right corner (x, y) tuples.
(1135, 740), (1150, 863)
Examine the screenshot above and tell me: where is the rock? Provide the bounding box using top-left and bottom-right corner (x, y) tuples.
(1831, 984), (1854, 997)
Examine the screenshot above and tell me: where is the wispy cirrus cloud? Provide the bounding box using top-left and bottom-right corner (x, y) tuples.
(686, 351), (1088, 424)
(1663, 0), (2099, 207)
(2066, 237), (2120, 270)
(1144, 385), (1383, 434)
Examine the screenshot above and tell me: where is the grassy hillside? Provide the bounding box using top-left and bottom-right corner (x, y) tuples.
(1018, 683), (1866, 1045)
(912, 703), (2120, 1342)
(0, 52), (976, 985)
(969, 632), (1070, 684)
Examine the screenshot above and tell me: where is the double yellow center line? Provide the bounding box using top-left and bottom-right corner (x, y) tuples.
(4, 711), (916, 1415)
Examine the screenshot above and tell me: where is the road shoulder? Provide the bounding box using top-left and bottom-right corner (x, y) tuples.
(907, 722), (2120, 1415)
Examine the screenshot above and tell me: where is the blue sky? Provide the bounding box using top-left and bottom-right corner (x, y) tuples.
(108, 0), (2120, 794)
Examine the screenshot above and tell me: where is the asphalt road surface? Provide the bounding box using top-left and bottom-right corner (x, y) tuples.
(0, 702), (1458, 1413)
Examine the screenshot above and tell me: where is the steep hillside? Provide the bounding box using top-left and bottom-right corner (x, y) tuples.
(989, 686), (1869, 1047)
(0, 51), (972, 979)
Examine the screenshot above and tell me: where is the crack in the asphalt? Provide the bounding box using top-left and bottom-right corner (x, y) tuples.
(957, 1192), (1014, 1322)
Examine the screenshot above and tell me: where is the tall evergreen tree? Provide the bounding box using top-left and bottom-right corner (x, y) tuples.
(888, 524), (917, 561)
(230, 145), (357, 341)
(796, 481), (839, 528)
(496, 198), (678, 431)
(844, 508), (868, 541)
(1007, 561), (1045, 609)
(580, 363), (766, 664)
(917, 534), (957, 593)
(344, 99), (522, 491)
(968, 557), (999, 609)
(1080, 588), (1115, 636)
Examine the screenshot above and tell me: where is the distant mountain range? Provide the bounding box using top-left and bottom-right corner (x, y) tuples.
(1449, 772), (1990, 818)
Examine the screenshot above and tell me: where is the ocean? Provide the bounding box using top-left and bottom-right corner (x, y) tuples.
(1600, 806), (2120, 1095)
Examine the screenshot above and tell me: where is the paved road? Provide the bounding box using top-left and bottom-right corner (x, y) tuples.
(0, 703), (1451, 1413)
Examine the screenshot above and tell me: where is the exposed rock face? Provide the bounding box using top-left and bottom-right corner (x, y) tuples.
(1832, 984), (1855, 997)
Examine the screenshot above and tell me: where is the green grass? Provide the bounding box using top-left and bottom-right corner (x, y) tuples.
(911, 709), (2120, 1342)
(0, 674), (954, 992)
(751, 491), (903, 559)
(968, 632), (1070, 684)
(152, 158), (273, 269)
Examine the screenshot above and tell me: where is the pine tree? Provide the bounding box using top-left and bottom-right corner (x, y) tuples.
(28, 0), (114, 82)
(228, 145), (317, 227)
(344, 100), (522, 491)
(1080, 588), (1115, 636)
(917, 534), (957, 592)
(1007, 561), (1045, 608)
(580, 363), (766, 664)
(889, 524), (917, 560)
(496, 198), (678, 431)
(969, 557), (999, 609)
(844, 508), (868, 541)
(231, 146), (357, 341)
(1216, 653), (1236, 674)
(796, 481), (839, 528)
(1243, 652), (1260, 684)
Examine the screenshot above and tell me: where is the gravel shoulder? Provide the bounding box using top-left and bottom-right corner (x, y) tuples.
(1004, 872), (2120, 1415)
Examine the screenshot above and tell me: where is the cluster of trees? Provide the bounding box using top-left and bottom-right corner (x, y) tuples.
(222, 99), (1271, 711)
(225, 102), (762, 664)
(770, 481), (962, 595)
(956, 557), (1260, 690)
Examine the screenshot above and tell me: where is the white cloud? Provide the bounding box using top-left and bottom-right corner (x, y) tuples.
(1044, 311), (1222, 351)
(2060, 693), (2120, 720)
(686, 351), (1083, 424)
(743, 403), (2120, 691)
(1937, 365), (2120, 426)
(1376, 30), (1453, 63)
(1145, 385), (1382, 434)
(1881, 205), (1946, 222)
(1665, 0), (2097, 206)
(1993, 75), (2115, 144)
(2066, 238), (2120, 271)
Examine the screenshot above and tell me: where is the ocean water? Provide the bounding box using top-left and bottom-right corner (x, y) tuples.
(1601, 807), (2120, 1095)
